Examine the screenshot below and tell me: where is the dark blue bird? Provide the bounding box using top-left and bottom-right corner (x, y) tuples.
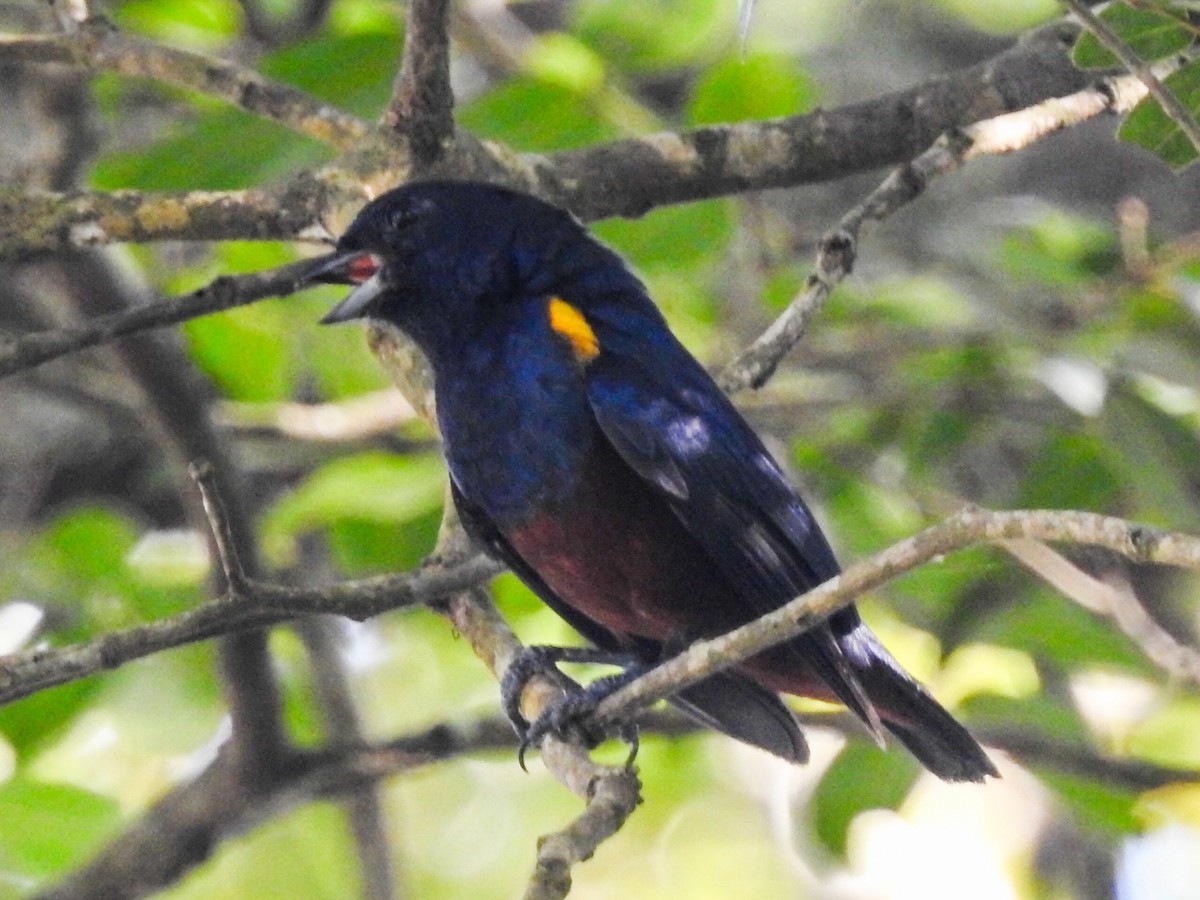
(307, 181), (996, 782)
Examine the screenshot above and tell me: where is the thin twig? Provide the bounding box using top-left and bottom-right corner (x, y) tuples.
(524, 752), (641, 900)
(190, 460), (250, 595)
(423, 498), (645, 898)
(1000, 539), (1200, 684)
(0, 258), (316, 377)
(0, 552), (502, 707)
(0, 22), (369, 149)
(718, 51), (1194, 394)
(1061, 0), (1200, 154)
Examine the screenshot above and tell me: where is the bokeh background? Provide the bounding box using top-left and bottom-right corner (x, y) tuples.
(4, 0), (1200, 897)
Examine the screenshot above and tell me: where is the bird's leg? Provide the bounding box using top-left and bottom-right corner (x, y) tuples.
(500, 644), (645, 769)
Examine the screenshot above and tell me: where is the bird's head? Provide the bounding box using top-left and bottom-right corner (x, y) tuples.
(301, 181), (618, 356)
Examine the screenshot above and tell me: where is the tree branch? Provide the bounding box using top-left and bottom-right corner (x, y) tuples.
(719, 51), (1194, 392)
(0, 21), (1094, 260)
(386, 0), (455, 163)
(524, 749), (641, 900)
(0, 552), (501, 707)
(999, 539), (1200, 684)
(191, 460), (250, 595)
(525, 22), (1089, 219)
(0, 182), (337, 262)
(0, 258), (316, 378)
(590, 508), (1200, 732)
(0, 21), (369, 149)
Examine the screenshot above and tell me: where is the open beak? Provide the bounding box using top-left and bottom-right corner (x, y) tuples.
(300, 251), (387, 324)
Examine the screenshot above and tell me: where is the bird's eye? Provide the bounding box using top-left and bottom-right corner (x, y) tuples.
(388, 207), (420, 232)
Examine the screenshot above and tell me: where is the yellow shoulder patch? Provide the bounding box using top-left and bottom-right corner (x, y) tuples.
(548, 297), (600, 362)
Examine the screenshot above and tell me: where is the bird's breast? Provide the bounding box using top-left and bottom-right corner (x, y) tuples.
(502, 440), (744, 644)
(436, 334), (595, 523)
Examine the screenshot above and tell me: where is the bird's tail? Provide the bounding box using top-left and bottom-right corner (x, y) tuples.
(671, 671), (809, 763)
(834, 625), (998, 783)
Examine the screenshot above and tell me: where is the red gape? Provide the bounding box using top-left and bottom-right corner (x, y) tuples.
(346, 253), (381, 283)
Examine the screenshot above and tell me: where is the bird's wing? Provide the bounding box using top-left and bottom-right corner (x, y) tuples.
(585, 348), (883, 737)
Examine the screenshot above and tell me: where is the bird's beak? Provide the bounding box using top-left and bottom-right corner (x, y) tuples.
(299, 251), (387, 324)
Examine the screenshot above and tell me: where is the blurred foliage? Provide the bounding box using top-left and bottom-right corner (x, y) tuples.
(3, 0), (1200, 898)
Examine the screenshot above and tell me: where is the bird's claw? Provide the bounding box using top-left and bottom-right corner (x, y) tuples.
(500, 645), (645, 770)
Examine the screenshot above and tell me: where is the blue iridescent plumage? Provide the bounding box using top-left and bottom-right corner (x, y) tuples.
(310, 181), (997, 781)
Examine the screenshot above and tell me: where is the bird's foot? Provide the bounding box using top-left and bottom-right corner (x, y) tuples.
(500, 645), (644, 770)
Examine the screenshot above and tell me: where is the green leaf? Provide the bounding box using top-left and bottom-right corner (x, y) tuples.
(1118, 63), (1200, 170)
(591, 199), (734, 272)
(324, 508), (442, 574)
(574, 0), (729, 72)
(811, 740), (919, 857)
(115, 0), (240, 47)
(687, 54), (818, 125)
(92, 106), (329, 192)
(260, 32), (400, 118)
(28, 508), (140, 591)
(1073, 5), (1194, 70)
(1128, 698), (1200, 769)
(183, 303), (294, 402)
(459, 80), (618, 152)
(0, 780), (120, 883)
(999, 210), (1119, 287)
(1018, 430), (1122, 511)
(261, 452), (445, 565)
(976, 582), (1157, 677)
(524, 34), (607, 94)
(0, 682), (102, 761)
(1041, 772), (1141, 835)
(1100, 384), (1200, 529)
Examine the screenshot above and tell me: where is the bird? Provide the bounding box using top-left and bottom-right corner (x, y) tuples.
(304, 180), (998, 782)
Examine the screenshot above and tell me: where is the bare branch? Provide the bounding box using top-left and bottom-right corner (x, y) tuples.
(0, 258), (315, 378)
(0, 21), (1095, 260)
(0, 22), (369, 149)
(0, 553), (502, 707)
(718, 52), (1193, 393)
(528, 22), (1089, 219)
(386, 0), (455, 162)
(190, 460), (250, 595)
(0, 182), (340, 262)
(591, 508), (1200, 731)
(1000, 539), (1200, 684)
(524, 750), (641, 900)
(1061, 0), (1200, 154)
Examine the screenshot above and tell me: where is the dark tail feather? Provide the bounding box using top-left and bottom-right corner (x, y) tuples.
(800, 629), (886, 747)
(671, 672), (809, 763)
(841, 627), (998, 783)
